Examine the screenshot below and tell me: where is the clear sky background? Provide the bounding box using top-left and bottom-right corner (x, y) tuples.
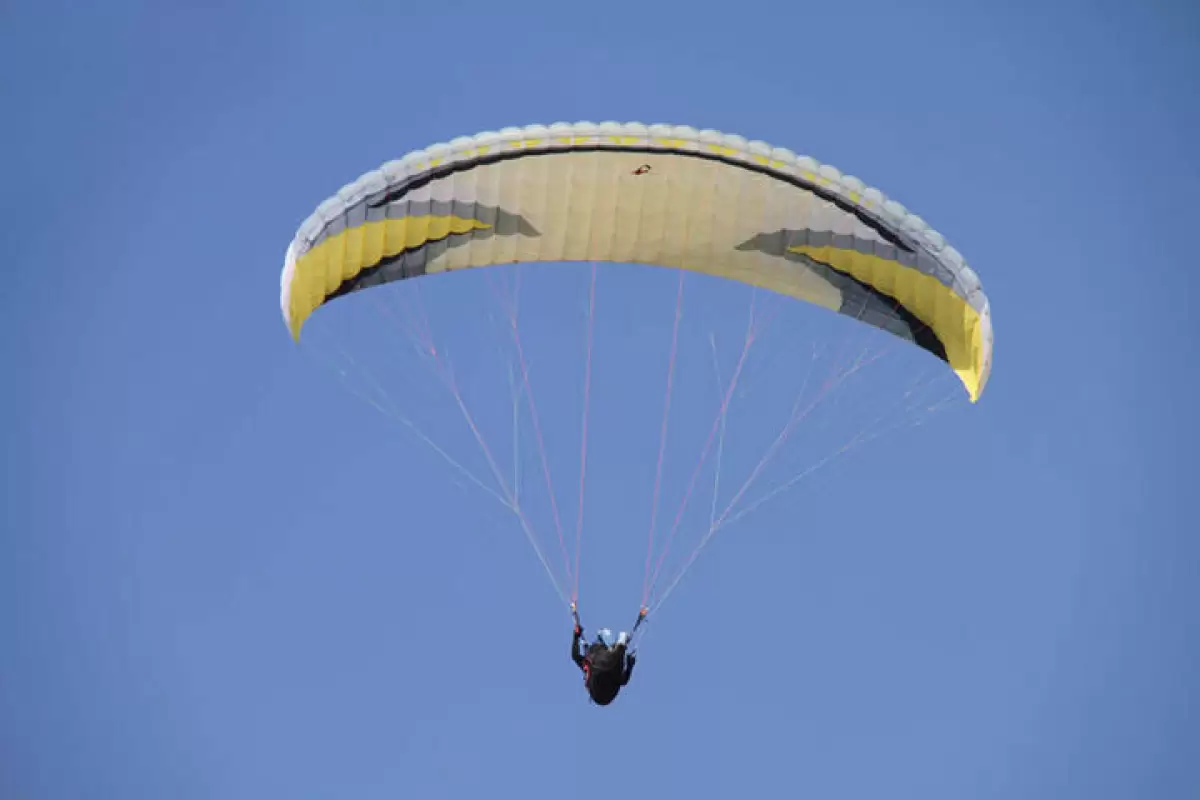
(3, 1), (1197, 798)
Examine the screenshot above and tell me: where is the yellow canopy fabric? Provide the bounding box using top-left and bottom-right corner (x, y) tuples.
(281, 122), (993, 400)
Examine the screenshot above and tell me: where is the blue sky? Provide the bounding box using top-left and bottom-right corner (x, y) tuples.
(3, 0), (1196, 798)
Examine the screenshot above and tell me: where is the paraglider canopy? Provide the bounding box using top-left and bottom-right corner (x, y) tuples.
(280, 121), (993, 401)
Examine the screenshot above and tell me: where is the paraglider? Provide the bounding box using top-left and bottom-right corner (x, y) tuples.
(280, 121), (994, 702)
(569, 603), (643, 706)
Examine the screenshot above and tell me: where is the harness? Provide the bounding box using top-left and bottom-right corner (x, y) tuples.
(572, 603), (647, 688)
